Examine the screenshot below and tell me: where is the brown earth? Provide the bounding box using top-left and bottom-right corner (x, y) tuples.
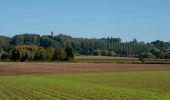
(0, 62), (170, 75)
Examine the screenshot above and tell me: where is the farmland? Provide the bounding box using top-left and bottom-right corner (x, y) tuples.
(0, 63), (170, 99)
(75, 56), (170, 64)
(0, 62), (170, 75)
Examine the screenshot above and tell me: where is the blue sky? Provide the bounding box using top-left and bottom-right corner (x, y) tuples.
(0, 0), (170, 42)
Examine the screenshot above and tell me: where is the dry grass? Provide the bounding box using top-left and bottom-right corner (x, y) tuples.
(75, 56), (137, 60)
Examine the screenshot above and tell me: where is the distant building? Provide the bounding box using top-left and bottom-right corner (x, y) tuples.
(51, 31), (54, 37)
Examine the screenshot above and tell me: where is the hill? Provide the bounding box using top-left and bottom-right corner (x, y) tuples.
(0, 33), (170, 61)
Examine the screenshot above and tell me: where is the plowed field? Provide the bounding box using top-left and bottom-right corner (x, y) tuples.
(0, 62), (170, 75)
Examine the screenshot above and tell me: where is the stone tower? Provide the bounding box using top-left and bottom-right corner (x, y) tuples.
(51, 31), (54, 37)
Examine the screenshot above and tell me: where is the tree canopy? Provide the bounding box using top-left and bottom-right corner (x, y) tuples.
(0, 33), (170, 62)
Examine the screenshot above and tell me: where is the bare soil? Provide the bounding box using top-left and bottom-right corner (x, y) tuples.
(0, 62), (170, 75)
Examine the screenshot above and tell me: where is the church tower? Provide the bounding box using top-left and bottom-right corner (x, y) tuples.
(51, 31), (54, 37)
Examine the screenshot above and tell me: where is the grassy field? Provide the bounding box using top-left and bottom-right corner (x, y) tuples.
(0, 71), (170, 100)
(75, 56), (140, 64)
(75, 56), (170, 64)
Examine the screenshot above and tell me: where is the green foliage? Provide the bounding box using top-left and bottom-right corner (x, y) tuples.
(12, 49), (20, 61)
(0, 33), (170, 61)
(40, 36), (61, 48)
(9, 45), (72, 62)
(53, 48), (66, 61)
(0, 36), (10, 46)
(65, 47), (75, 61)
(138, 52), (156, 63)
(144, 52), (156, 59)
(1, 52), (10, 61)
(46, 47), (55, 61)
(35, 47), (46, 60)
(0, 36), (10, 52)
(93, 50), (101, 56)
(11, 45), (39, 62)
(10, 34), (40, 45)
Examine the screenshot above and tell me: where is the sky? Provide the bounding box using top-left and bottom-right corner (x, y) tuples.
(0, 0), (170, 42)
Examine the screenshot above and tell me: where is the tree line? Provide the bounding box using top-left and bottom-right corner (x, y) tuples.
(0, 44), (74, 62)
(0, 33), (170, 61)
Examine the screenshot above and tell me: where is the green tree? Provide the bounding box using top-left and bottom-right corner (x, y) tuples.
(11, 45), (38, 62)
(65, 47), (75, 61)
(1, 53), (10, 61)
(46, 47), (55, 61)
(35, 47), (46, 60)
(12, 49), (20, 61)
(53, 48), (66, 60)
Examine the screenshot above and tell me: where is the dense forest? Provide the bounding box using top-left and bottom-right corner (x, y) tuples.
(0, 33), (170, 61)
